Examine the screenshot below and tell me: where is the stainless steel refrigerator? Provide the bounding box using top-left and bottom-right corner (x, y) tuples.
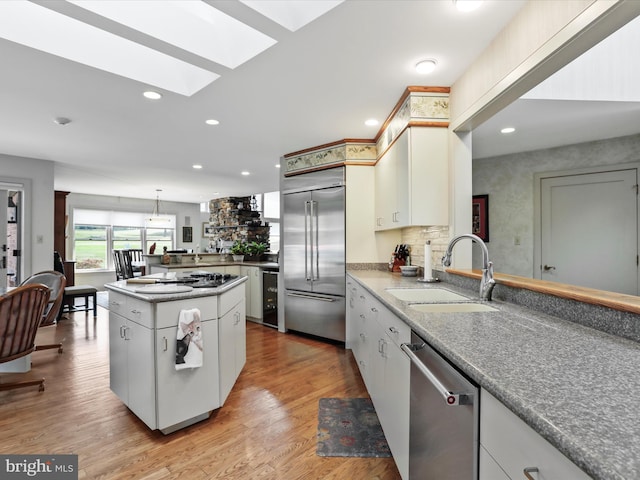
(282, 167), (346, 342)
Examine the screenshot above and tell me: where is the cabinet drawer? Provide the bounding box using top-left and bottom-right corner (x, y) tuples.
(379, 310), (410, 347)
(108, 291), (128, 316)
(218, 283), (245, 318)
(126, 296), (153, 328)
(156, 296), (218, 329)
(480, 390), (591, 480)
(108, 292), (153, 328)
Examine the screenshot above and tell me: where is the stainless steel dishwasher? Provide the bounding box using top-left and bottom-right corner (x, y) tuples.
(401, 331), (479, 479)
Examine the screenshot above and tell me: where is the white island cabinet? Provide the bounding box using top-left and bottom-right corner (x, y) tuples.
(105, 278), (246, 434)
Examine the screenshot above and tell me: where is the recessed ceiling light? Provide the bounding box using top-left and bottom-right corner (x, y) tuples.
(365, 119), (379, 127)
(415, 59), (437, 74)
(143, 90), (162, 100)
(192, 164), (203, 169)
(454, 0), (483, 12)
(53, 117), (71, 126)
(205, 119), (220, 126)
(241, 171), (250, 176)
(501, 127), (516, 134)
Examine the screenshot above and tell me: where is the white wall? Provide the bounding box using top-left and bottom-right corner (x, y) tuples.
(0, 154), (54, 276)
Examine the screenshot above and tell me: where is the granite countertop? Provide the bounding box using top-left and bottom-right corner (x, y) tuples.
(347, 269), (640, 480)
(104, 274), (247, 303)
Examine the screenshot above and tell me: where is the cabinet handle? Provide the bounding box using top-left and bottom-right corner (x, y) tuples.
(360, 333), (366, 341)
(163, 337), (168, 351)
(523, 467), (539, 480)
(379, 339), (388, 358)
(123, 326), (130, 341)
(389, 326), (399, 334)
(119, 325), (125, 339)
(370, 307), (378, 314)
(130, 309), (141, 316)
(376, 217), (383, 226)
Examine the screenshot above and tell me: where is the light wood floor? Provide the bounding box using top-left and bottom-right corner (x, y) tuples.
(0, 305), (401, 480)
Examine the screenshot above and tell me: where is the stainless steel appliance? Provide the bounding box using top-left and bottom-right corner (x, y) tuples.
(282, 167), (346, 342)
(262, 269), (278, 327)
(401, 331), (479, 479)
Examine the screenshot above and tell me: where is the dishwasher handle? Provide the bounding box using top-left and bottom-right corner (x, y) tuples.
(401, 342), (472, 406)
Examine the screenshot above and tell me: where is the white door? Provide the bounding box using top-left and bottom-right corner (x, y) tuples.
(540, 169), (638, 295)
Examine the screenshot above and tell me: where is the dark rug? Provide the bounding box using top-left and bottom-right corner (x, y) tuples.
(317, 398), (391, 457)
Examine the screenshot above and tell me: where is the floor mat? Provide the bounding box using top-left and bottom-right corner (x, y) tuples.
(316, 398), (391, 457)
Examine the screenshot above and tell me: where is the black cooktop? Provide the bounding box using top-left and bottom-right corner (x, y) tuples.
(157, 272), (238, 288)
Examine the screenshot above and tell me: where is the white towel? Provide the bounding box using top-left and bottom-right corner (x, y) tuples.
(175, 308), (203, 370)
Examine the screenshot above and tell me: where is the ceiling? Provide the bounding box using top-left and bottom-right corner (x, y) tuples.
(473, 12), (640, 160)
(0, 0), (529, 204)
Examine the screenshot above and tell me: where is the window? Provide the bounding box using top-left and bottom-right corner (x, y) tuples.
(259, 191), (280, 253)
(74, 224), (108, 270)
(73, 209), (175, 271)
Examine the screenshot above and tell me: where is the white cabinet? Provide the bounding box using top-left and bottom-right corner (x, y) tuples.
(240, 265), (262, 319)
(108, 309), (156, 428)
(345, 275), (410, 480)
(480, 389), (592, 480)
(375, 127), (448, 231)
(155, 318), (220, 431)
(107, 283), (246, 433)
(218, 285), (247, 404)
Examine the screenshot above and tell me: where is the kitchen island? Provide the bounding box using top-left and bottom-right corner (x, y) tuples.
(347, 269), (640, 480)
(104, 274), (247, 434)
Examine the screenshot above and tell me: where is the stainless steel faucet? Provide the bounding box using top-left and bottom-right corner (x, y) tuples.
(442, 233), (495, 301)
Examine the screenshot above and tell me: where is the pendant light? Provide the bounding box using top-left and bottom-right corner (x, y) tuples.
(145, 189), (174, 227)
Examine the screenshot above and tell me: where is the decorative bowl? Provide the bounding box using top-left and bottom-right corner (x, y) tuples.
(399, 265), (419, 277)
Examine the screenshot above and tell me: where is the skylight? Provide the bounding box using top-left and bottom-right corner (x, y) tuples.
(68, 0), (277, 70)
(0, 1), (218, 96)
(240, 0), (344, 32)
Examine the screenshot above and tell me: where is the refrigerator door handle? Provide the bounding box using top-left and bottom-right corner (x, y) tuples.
(304, 200), (311, 281)
(286, 291), (337, 302)
(310, 200), (319, 281)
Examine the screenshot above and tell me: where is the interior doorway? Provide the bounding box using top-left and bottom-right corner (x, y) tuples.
(1, 187), (23, 288)
(535, 166), (639, 295)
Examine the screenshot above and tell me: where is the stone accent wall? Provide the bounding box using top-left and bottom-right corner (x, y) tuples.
(207, 196), (270, 247)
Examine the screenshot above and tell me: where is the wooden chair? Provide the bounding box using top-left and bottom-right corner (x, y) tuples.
(0, 284), (51, 392)
(20, 271), (66, 354)
(121, 249), (144, 278)
(113, 250), (125, 280)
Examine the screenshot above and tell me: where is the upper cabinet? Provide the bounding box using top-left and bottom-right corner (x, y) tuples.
(375, 126), (448, 230)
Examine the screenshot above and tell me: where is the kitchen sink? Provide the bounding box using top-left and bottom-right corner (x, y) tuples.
(410, 303), (498, 313)
(385, 288), (469, 303)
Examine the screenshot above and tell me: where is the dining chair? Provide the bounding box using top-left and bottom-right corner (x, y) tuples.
(121, 249), (144, 278)
(0, 284), (51, 392)
(113, 250), (125, 280)
(20, 271), (67, 354)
